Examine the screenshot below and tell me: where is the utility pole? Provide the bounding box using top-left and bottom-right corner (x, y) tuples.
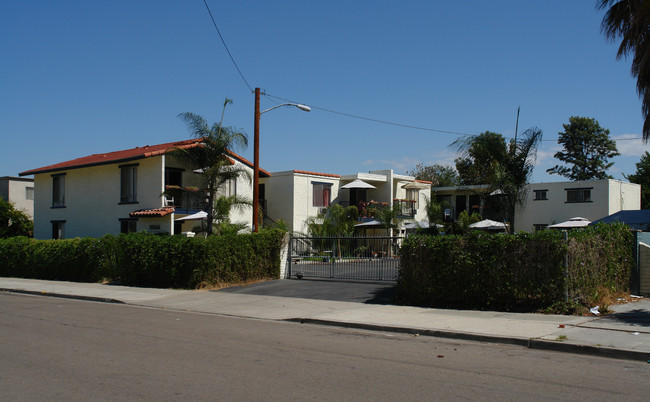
(253, 88), (260, 232)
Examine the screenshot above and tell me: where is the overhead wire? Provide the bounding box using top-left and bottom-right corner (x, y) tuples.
(200, 4), (645, 144)
(202, 0), (253, 92)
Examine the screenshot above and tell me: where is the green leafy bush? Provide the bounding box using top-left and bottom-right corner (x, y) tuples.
(0, 230), (286, 289)
(396, 224), (633, 313)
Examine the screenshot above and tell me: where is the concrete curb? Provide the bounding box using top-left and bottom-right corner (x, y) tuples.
(528, 338), (650, 362)
(288, 318), (650, 362)
(0, 288), (125, 305)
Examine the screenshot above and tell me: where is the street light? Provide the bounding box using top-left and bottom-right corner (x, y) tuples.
(253, 87), (310, 232)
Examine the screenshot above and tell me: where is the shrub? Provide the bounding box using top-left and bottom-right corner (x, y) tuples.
(396, 224), (633, 313)
(0, 230), (286, 289)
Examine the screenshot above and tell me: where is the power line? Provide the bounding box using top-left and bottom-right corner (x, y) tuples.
(264, 93), (474, 137)
(202, 0), (253, 92)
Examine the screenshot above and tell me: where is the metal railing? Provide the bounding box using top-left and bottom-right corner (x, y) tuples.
(289, 235), (404, 281)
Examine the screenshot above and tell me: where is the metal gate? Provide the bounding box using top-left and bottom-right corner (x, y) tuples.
(288, 236), (403, 281)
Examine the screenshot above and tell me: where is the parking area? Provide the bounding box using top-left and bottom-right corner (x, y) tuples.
(217, 279), (397, 305)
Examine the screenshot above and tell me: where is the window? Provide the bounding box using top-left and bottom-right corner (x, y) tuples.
(165, 168), (183, 187)
(120, 164), (138, 204)
(25, 187), (34, 200)
(120, 219), (137, 234)
(312, 183), (332, 207)
(51, 221), (65, 239)
(52, 174), (65, 207)
(566, 188), (592, 203)
(406, 189), (419, 208)
(534, 189), (547, 200)
(533, 224), (548, 233)
(225, 178), (237, 197)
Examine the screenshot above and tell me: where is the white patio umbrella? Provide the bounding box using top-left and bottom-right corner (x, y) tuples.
(174, 211), (208, 221)
(404, 221), (444, 229)
(341, 179), (376, 189)
(402, 181), (428, 190)
(354, 220), (384, 227)
(469, 219), (507, 230)
(548, 217), (591, 229)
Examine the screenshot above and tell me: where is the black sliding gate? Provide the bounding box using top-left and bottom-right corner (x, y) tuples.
(288, 236), (403, 282)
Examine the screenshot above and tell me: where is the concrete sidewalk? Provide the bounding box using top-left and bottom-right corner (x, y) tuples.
(2, 277), (650, 362)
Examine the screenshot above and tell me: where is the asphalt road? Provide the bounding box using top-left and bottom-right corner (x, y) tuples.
(2, 293), (650, 401)
(218, 278), (397, 304)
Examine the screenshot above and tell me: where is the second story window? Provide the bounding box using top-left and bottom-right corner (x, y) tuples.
(406, 189), (419, 208)
(52, 174), (65, 207)
(566, 188), (591, 203)
(534, 190), (548, 200)
(313, 183), (332, 207)
(120, 164), (138, 204)
(26, 186), (34, 200)
(165, 168), (183, 187)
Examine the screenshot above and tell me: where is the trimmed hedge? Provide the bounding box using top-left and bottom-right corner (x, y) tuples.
(0, 230), (286, 289)
(395, 224), (634, 312)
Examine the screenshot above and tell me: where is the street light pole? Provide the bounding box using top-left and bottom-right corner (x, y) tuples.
(252, 88), (310, 232)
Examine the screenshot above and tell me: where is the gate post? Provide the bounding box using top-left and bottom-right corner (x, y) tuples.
(280, 233), (291, 279)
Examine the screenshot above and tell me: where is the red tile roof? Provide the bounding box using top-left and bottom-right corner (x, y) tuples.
(129, 207), (175, 217)
(19, 139), (270, 177)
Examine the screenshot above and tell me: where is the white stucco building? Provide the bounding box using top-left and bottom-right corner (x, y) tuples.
(261, 169), (432, 235)
(0, 176), (34, 218)
(19, 139), (264, 239)
(432, 179), (641, 233)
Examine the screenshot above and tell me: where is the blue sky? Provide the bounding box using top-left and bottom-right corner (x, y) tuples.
(2, 1), (649, 183)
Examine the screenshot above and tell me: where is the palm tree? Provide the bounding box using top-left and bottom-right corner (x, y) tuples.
(174, 99), (251, 235)
(598, 0), (650, 141)
(453, 128), (542, 233)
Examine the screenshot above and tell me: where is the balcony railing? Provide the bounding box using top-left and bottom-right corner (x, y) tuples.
(393, 199), (416, 218)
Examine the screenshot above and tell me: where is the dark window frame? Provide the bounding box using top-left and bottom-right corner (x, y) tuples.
(565, 187), (593, 203)
(51, 173), (66, 208)
(119, 163), (138, 204)
(533, 189), (548, 201)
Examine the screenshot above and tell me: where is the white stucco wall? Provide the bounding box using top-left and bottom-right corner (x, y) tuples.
(514, 179), (641, 233)
(33, 156), (165, 239)
(1, 178), (34, 218)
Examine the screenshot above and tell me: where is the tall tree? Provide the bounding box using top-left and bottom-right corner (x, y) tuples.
(547, 116), (620, 180)
(625, 150), (650, 209)
(453, 128), (542, 232)
(407, 163), (459, 187)
(598, 0), (650, 141)
(175, 99), (251, 235)
(453, 131), (509, 186)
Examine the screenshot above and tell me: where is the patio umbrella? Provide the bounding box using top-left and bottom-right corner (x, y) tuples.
(174, 211), (208, 221)
(341, 179), (376, 189)
(402, 181), (428, 190)
(548, 217), (591, 229)
(354, 220), (384, 227)
(469, 219), (507, 230)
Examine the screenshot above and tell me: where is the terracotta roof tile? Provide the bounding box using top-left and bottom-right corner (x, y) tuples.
(129, 207), (175, 217)
(19, 138), (270, 177)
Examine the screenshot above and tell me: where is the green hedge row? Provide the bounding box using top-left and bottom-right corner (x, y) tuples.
(0, 230), (286, 289)
(395, 224), (634, 312)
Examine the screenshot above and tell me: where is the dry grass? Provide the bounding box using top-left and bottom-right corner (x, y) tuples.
(194, 277), (274, 291)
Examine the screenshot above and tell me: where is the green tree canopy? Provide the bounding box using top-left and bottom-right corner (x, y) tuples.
(453, 131), (509, 186)
(175, 99), (251, 235)
(453, 128), (542, 232)
(407, 163), (459, 187)
(598, 0), (650, 141)
(625, 150), (650, 209)
(0, 197), (33, 238)
(546, 116), (620, 180)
